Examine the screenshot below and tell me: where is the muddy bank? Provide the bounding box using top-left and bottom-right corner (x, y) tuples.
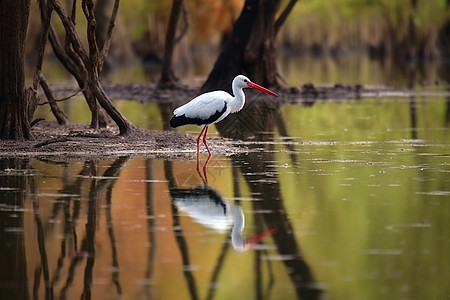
(0, 121), (243, 161)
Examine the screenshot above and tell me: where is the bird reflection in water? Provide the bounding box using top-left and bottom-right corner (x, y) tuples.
(170, 184), (275, 251)
(196, 154), (210, 183)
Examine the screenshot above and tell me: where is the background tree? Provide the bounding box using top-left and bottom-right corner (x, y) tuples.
(158, 0), (189, 89)
(0, 0), (32, 140)
(202, 0), (297, 93)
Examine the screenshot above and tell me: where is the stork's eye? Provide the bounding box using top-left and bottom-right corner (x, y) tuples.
(244, 79), (248, 82)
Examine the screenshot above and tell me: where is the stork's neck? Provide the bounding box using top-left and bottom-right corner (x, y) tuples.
(230, 85), (246, 114)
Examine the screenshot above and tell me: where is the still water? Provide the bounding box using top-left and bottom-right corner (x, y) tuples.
(1, 92), (449, 299)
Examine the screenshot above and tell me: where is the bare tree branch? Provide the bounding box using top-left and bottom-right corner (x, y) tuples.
(53, 0), (89, 65)
(37, 0), (132, 134)
(99, 0), (120, 69)
(82, 0), (100, 65)
(274, 0), (298, 36)
(53, 0), (107, 129)
(38, 72), (69, 125)
(38, 81), (85, 106)
(48, 25), (83, 78)
(33, 0), (54, 91)
(29, 0), (56, 120)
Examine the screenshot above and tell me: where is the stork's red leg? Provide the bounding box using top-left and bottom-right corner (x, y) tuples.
(196, 126), (208, 157)
(202, 126), (211, 156)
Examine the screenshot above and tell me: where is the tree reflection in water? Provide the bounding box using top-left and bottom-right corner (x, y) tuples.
(0, 156), (129, 299)
(0, 93), (323, 299)
(142, 158), (157, 299)
(216, 95), (324, 299)
(0, 158), (30, 300)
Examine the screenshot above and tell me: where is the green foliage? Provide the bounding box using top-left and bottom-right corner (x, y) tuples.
(120, 0), (171, 39)
(279, 0), (450, 51)
(27, 0), (450, 66)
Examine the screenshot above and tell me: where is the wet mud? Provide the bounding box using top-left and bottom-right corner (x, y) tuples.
(0, 121), (242, 161)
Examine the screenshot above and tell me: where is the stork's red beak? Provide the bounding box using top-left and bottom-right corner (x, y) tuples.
(247, 81), (278, 96)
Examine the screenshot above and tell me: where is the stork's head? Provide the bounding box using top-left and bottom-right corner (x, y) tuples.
(233, 75), (278, 96)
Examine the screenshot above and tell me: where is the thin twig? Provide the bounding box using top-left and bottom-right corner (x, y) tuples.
(30, 118), (46, 128)
(49, 24), (83, 77)
(34, 137), (69, 148)
(38, 85), (86, 106)
(99, 0), (120, 69)
(29, 0), (56, 120)
(53, 0), (89, 65)
(63, 0), (90, 78)
(33, 0), (54, 92)
(82, 0), (100, 66)
(40, 0), (83, 77)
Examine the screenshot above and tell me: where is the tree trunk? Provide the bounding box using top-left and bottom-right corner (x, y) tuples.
(0, 0), (32, 140)
(157, 0), (184, 89)
(202, 0), (281, 93)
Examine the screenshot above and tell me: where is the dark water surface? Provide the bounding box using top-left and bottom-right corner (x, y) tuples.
(1, 92), (449, 299)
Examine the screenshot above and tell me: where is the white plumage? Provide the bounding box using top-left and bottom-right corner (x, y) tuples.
(173, 91), (231, 123)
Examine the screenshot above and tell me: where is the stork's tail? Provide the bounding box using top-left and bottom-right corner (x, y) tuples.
(170, 115), (186, 128)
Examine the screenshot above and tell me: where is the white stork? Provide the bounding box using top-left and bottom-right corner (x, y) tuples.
(170, 75), (277, 157)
